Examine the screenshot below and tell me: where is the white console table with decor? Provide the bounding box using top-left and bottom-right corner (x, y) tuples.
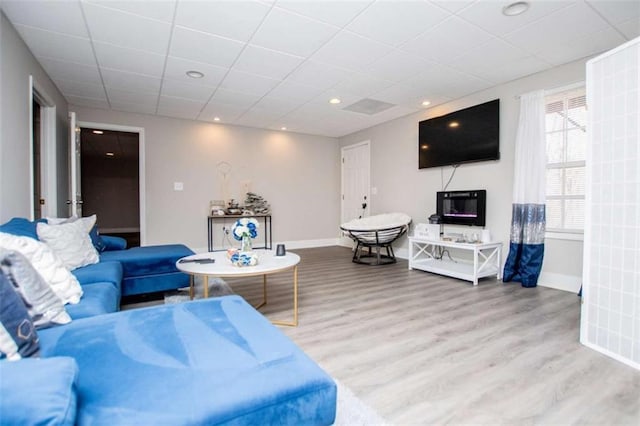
(408, 236), (502, 285)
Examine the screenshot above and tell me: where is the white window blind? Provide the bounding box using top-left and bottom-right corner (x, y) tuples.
(545, 86), (586, 233)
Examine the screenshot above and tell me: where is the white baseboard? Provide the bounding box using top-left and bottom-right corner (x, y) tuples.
(538, 272), (582, 293)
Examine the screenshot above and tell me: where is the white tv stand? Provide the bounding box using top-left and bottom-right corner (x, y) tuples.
(408, 236), (502, 285)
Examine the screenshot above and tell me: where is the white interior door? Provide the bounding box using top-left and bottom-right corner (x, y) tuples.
(68, 111), (82, 217)
(341, 141), (370, 225)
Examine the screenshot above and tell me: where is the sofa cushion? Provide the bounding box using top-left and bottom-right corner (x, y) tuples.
(121, 272), (190, 296)
(0, 232), (83, 305)
(72, 261), (122, 292)
(0, 248), (71, 328)
(37, 218), (99, 270)
(0, 356), (78, 426)
(0, 217), (45, 240)
(39, 296), (337, 425)
(65, 282), (120, 320)
(100, 244), (194, 277)
(0, 272), (39, 360)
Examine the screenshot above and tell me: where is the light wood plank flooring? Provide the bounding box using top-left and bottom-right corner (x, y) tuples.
(223, 246), (640, 425)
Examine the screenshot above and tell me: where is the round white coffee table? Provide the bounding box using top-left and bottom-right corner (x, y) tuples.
(176, 250), (300, 326)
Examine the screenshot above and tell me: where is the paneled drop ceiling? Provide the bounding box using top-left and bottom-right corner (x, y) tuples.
(2, 0), (638, 137)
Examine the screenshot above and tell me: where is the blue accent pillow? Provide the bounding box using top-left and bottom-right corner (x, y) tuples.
(89, 225), (106, 252)
(0, 357), (78, 426)
(0, 271), (39, 360)
(0, 217), (46, 240)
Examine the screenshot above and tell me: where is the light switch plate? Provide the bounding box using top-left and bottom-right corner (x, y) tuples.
(174, 182), (184, 191)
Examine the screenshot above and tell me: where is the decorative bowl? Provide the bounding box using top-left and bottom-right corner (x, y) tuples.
(227, 249), (259, 267)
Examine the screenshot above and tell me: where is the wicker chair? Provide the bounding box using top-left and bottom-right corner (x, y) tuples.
(341, 213), (412, 265)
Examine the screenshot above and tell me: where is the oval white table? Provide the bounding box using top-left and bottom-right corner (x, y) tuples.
(176, 250), (300, 326)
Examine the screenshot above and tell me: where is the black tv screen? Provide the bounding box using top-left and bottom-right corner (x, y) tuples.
(419, 99), (500, 169)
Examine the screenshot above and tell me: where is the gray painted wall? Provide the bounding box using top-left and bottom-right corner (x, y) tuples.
(71, 107), (341, 249)
(0, 12), (69, 221)
(339, 59), (588, 290)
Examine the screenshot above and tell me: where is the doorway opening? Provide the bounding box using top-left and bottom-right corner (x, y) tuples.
(32, 100), (42, 219)
(80, 127), (141, 247)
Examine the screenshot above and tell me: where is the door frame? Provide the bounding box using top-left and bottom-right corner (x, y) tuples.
(340, 140), (371, 244)
(29, 76), (58, 219)
(77, 121), (147, 245)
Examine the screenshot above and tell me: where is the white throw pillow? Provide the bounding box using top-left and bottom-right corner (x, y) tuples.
(0, 232), (83, 304)
(37, 217), (99, 270)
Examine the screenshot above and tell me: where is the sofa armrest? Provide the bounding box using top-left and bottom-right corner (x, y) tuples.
(101, 235), (127, 251)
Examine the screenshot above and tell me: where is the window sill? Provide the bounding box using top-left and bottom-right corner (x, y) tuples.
(545, 231), (584, 241)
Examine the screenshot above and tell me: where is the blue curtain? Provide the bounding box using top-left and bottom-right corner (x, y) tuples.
(503, 90), (546, 288)
(503, 204), (545, 287)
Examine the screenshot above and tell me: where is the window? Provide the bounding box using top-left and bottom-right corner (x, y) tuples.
(545, 86), (586, 234)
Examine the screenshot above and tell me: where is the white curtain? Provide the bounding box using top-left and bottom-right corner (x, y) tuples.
(503, 90), (546, 287)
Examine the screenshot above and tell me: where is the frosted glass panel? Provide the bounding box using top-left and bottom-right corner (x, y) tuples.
(583, 37), (640, 370)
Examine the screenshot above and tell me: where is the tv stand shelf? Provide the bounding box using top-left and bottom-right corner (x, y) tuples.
(408, 236), (502, 285)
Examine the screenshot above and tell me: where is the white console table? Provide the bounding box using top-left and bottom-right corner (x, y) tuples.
(408, 236), (502, 285)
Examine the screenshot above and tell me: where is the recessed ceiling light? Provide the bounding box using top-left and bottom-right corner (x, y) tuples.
(213, 117), (220, 122)
(186, 70), (204, 79)
(329, 98), (341, 105)
(105, 152), (115, 157)
(449, 121), (460, 128)
(92, 130), (104, 135)
(421, 100), (431, 107)
(281, 127), (287, 131)
(502, 1), (529, 16)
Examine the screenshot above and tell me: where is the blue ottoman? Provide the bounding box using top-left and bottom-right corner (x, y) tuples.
(38, 296), (337, 425)
(100, 244), (194, 296)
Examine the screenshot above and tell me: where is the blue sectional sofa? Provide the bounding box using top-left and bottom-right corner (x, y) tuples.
(0, 217), (338, 424)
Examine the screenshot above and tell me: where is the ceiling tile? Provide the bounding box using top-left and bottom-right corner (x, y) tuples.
(54, 79), (106, 100)
(1, 0), (88, 38)
(274, 0), (373, 27)
(66, 94), (110, 109)
(535, 27), (627, 65)
(447, 37), (549, 82)
(311, 31), (393, 72)
(458, 0), (574, 36)
(199, 101), (248, 122)
(346, 0), (451, 46)
(251, 96), (301, 115)
(82, 2), (172, 54)
(430, 0), (475, 14)
(94, 41), (165, 76)
(233, 45), (305, 80)
(218, 70), (281, 97)
(251, 7), (340, 56)
(369, 83), (423, 105)
(268, 80), (326, 103)
(331, 72), (394, 98)
(83, 0), (177, 23)
(160, 79), (216, 102)
(108, 101), (157, 115)
(170, 27), (245, 68)
(101, 68), (162, 93)
(504, 2), (611, 54)
(13, 25), (95, 66)
(365, 50), (430, 82)
(38, 57), (103, 85)
(105, 88), (158, 107)
(401, 16), (493, 63)
(586, 0), (640, 25)
(175, 0), (270, 41)
(157, 96), (206, 120)
(210, 88), (262, 108)
(287, 60), (353, 90)
(233, 109), (283, 128)
(616, 17), (640, 39)
(163, 56), (228, 86)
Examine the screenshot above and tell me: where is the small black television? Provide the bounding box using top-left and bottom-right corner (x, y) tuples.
(437, 190), (486, 227)
(419, 99), (500, 169)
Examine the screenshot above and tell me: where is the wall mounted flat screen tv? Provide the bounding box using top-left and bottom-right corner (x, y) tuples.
(419, 99), (500, 169)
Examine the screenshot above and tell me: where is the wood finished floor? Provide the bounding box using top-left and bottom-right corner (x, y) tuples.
(225, 246), (640, 425)
(124, 246), (639, 424)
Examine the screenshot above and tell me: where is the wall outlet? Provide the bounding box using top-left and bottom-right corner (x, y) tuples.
(174, 182), (184, 191)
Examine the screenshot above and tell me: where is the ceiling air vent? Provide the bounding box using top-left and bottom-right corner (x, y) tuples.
(343, 98), (395, 115)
